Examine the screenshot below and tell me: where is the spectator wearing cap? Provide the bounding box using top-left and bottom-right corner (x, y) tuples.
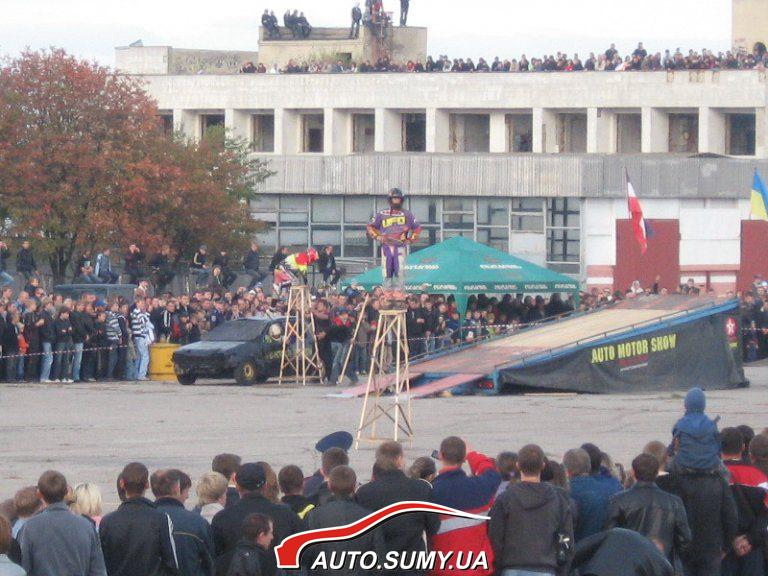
(211, 463), (303, 576)
(356, 441), (440, 570)
(16, 470), (107, 576)
(99, 462), (179, 576)
(152, 469), (214, 576)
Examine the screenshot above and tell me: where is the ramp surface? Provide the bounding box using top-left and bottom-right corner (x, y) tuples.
(411, 295), (719, 378)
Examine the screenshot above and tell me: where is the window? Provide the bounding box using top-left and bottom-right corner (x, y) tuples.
(312, 226), (341, 254)
(409, 197), (441, 225)
(252, 114), (275, 153)
(727, 113), (756, 156)
(344, 197), (374, 223)
(443, 198), (474, 230)
(616, 114), (642, 153)
(200, 113), (225, 142)
(668, 114), (698, 153)
(279, 196), (309, 227)
(477, 199), (508, 226)
(279, 229), (308, 248)
(557, 113), (587, 153)
(546, 198), (581, 273)
(344, 227), (374, 257)
(477, 227), (509, 252)
(312, 197), (342, 223)
(158, 114), (174, 136)
(507, 115), (533, 152)
(449, 114), (490, 153)
(352, 114), (375, 153)
(403, 113), (426, 152)
(301, 114), (324, 153)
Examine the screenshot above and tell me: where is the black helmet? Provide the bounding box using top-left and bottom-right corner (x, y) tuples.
(388, 188), (405, 206)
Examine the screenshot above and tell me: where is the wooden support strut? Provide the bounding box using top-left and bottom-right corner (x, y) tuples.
(279, 285), (324, 386)
(355, 308), (414, 448)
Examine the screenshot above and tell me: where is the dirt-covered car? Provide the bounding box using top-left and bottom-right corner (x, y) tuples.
(172, 317), (290, 385)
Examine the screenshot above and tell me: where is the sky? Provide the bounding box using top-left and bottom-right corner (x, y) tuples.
(0, 0), (732, 65)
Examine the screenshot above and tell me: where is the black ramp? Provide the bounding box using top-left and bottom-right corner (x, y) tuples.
(498, 306), (747, 394)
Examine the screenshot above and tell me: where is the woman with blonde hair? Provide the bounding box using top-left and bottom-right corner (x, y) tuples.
(195, 471), (228, 524)
(70, 482), (103, 528)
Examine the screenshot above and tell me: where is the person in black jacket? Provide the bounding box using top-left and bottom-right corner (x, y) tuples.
(99, 462), (180, 576)
(489, 443), (574, 575)
(571, 528), (674, 576)
(268, 247), (288, 273)
(657, 465), (738, 576)
(213, 250), (237, 290)
(243, 242), (265, 291)
(405, 298), (426, 356)
(15, 240), (36, 282)
(152, 469), (215, 576)
(38, 301), (56, 382)
(226, 513), (273, 576)
(51, 307), (74, 382)
(355, 441), (440, 570)
(124, 244), (145, 285)
(2, 309), (21, 382)
(303, 466), (385, 576)
(0, 240), (13, 287)
(350, 3), (362, 38)
(605, 454), (691, 570)
(22, 300), (43, 381)
(211, 463), (303, 576)
(150, 245), (175, 294)
(317, 246), (340, 287)
(70, 302), (92, 382)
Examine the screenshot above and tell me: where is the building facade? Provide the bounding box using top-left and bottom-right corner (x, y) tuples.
(117, 47), (768, 295)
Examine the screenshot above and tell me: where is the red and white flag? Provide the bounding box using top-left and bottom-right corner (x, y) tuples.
(626, 169), (648, 255)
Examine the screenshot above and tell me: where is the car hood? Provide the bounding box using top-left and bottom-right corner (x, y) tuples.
(174, 341), (249, 356)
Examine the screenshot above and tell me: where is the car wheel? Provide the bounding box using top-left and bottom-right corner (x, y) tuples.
(177, 374), (197, 386)
(235, 361), (260, 386)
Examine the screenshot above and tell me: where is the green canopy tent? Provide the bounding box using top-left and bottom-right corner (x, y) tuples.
(343, 236), (581, 315)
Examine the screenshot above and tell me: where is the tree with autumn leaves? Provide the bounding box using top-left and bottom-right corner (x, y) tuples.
(0, 49), (271, 283)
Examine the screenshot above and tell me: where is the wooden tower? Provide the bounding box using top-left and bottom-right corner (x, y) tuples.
(279, 284), (324, 386)
(355, 308), (414, 448)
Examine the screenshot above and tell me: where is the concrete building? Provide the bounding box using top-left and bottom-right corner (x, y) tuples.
(733, 0), (768, 53)
(116, 28), (768, 295)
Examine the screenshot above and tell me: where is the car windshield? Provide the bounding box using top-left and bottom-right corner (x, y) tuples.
(202, 320), (269, 342)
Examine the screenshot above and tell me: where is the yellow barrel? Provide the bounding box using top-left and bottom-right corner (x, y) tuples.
(149, 343), (180, 381)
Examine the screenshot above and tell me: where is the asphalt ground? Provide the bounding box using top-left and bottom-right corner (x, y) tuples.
(2, 367), (766, 511)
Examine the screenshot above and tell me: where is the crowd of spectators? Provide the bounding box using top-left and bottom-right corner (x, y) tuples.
(1, 394), (767, 576)
(0, 238), (585, 385)
(242, 42), (768, 75)
(1, 237), (761, 385)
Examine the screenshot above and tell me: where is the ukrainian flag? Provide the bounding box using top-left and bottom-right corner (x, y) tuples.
(751, 170), (768, 221)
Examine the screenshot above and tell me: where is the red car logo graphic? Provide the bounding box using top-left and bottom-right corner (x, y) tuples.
(274, 500), (488, 569)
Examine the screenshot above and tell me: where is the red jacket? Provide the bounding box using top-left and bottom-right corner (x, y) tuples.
(725, 460), (768, 505)
(428, 452), (501, 576)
